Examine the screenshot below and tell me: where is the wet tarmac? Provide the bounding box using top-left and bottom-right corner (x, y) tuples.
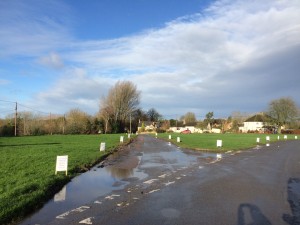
(20, 135), (219, 225)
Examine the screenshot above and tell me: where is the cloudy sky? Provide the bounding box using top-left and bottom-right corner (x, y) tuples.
(0, 0), (299, 119)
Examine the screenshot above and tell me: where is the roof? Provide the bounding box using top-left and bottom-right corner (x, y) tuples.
(245, 113), (273, 122)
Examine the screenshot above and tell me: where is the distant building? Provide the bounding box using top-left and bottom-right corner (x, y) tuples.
(137, 121), (159, 132)
(239, 113), (273, 133)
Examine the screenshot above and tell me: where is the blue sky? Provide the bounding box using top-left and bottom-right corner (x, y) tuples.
(0, 0), (299, 119)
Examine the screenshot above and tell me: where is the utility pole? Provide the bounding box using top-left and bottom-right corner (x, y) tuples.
(50, 112), (52, 135)
(129, 113), (132, 134)
(62, 114), (65, 134)
(14, 102), (17, 136)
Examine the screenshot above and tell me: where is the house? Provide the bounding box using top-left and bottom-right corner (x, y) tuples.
(137, 121), (159, 132)
(168, 126), (203, 133)
(239, 113), (273, 133)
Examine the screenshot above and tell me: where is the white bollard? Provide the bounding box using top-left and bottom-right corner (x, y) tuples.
(177, 137), (180, 143)
(266, 136), (270, 141)
(277, 136), (280, 140)
(256, 138), (260, 143)
(100, 142), (106, 151)
(128, 134), (131, 139)
(295, 136), (298, 140)
(284, 135), (287, 140)
(169, 135), (172, 140)
(120, 136), (124, 143)
(217, 140), (222, 147)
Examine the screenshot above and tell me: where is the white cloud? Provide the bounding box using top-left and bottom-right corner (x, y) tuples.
(31, 68), (115, 114)
(38, 52), (64, 69)
(0, 0), (72, 57)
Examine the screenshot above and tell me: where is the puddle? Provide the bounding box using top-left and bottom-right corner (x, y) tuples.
(20, 152), (147, 225)
(20, 135), (218, 225)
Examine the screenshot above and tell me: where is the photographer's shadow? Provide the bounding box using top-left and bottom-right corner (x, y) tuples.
(282, 178), (300, 225)
(237, 203), (272, 225)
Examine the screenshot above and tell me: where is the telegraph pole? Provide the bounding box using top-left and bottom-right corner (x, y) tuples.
(14, 102), (17, 136)
(129, 113), (132, 134)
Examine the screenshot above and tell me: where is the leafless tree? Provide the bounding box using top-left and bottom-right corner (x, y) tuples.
(183, 112), (197, 125)
(99, 81), (141, 133)
(267, 97), (299, 133)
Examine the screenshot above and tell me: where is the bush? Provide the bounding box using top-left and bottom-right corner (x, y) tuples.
(0, 125), (14, 136)
(282, 129), (300, 134)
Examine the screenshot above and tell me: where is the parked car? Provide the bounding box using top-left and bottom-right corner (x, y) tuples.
(181, 129), (191, 134)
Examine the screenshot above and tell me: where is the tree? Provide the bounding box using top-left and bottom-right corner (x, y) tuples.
(65, 108), (90, 134)
(146, 108), (161, 122)
(99, 81), (141, 133)
(183, 112), (197, 125)
(267, 97), (299, 133)
(205, 112), (214, 130)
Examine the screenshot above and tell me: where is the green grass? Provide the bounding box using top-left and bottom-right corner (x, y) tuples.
(0, 134), (129, 225)
(155, 133), (298, 151)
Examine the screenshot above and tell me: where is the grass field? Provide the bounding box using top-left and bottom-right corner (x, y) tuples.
(155, 133), (298, 151)
(0, 134), (128, 225)
(0, 133), (298, 224)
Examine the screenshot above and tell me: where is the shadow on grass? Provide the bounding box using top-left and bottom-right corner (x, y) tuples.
(0, 143), (61, 147)
(282, 178), (300, 225)
(237, 203), (272, 225)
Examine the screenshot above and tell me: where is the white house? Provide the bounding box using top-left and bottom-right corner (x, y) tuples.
(239, 113), (272, 133)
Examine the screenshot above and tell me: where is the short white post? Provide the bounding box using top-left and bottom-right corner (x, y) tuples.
(277, 136), (280, 140)
(177, 137), (180, 143)
(256, 138), (260, 143)
(100, 142), (106, 151)
(120, 136), (124, 143)
(284, 135), (287, 140)
(217, 140), (222, 147)
(128, 134), (131, 139)
(169, 135), (171, 140)
(295, 136), (298, 140)
(266, 136), (270, 147)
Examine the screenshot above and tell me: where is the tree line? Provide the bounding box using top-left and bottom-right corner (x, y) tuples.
(0, 81), (299, 136)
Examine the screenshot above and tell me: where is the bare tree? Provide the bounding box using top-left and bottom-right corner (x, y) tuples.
(147, 108), (161, 122)
(183, 112), (197, 125)
(267, 97), (299, 133)
(66, 108), (90, 134)
(99, 81), (141, 133)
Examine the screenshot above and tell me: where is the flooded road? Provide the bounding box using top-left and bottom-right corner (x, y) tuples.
(20, 135), (218, 225)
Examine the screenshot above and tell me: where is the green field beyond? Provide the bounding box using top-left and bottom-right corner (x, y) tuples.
(0, 134), (125, 224)
(155, 133), (298, 151)
(0, 133), (298, 224)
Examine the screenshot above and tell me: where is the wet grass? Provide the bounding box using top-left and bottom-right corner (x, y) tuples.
(156, 133), (298, 151)
(0, 134), (129, 225)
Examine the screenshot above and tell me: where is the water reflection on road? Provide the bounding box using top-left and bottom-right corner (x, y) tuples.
(20, 135), (218, 225)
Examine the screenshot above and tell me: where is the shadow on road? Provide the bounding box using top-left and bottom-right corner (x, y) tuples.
(237, 203), (272, 225)
(282, 178), (300, 225)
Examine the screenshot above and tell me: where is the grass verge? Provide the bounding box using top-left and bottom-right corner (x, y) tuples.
(155, 133), (298, 151)
(0, 134), (129, 225)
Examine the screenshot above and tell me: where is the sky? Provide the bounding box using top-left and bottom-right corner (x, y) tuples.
(0, 0), (299, 119)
